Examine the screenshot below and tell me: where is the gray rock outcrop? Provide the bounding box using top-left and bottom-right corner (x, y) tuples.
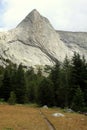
(0, 9), (87, 67)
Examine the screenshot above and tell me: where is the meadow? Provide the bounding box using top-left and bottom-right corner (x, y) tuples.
(0, 104), (87, 130)
(0, 104), (49, 130)
(41, 108), (87, 130)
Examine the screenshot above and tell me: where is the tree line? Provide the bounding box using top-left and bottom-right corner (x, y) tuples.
(0, 52), (87, 112)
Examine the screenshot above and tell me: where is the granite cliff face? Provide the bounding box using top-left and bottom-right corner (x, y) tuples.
(57, 31), (87, 60)
(0, 9), (87, 67)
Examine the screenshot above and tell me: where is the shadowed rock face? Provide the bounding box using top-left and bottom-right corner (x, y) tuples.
(0, 9), (87, 67)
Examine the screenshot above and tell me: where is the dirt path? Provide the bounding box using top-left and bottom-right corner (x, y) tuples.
(40, 109), (56, 130)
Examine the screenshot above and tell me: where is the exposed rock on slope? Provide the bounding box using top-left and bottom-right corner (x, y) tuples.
(0, 9), (87, 67)
(57, 31), (87, 59)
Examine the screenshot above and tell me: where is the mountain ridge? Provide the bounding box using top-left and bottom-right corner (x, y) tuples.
(0, 9), (87, 67)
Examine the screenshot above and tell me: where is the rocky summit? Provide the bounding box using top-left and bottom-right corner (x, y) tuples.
(0, 9), (87, 67)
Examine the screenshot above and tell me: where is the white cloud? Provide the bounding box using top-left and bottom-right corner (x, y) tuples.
(0, 0), (87, 31)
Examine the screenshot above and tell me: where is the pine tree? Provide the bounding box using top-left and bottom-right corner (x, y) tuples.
(15, 64), (27, 104)
(49, 62), (61, 105)
(0, 66), (4, 94)
(27, 81), (36, 103)
(71, 53), (87, 105)
(25, 67), (39, 103)
(58, 56), (72, 107)
(72, 87), (85, 111)
(37, 78), (54, 106)
(0, 67), (11, 101)
(71, 53), (86, 87)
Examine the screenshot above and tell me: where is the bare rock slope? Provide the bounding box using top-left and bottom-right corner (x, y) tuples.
(0, 9), (87, 67)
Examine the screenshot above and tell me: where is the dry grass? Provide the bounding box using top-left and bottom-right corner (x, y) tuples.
(41, 108), (87, 130)
(0, 104), (87, 130)
(0, 104), (49, 130)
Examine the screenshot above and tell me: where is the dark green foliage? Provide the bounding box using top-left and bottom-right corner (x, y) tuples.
(60, 56), (72, 107)
(14, 64), (27, 104)
(0, 98), (4, 103)
(27, 81), (36, 103)
(8, 91), (16, 105)
(49, 62), (61, 106)
(71, 53), (87, 105)
(71, 53), (87, 88)
(0, 67), (11, 101)
(37, 78), (54, 106)
(72, 87), (85, 111)
(50, 62), (60, 87)
(0, 52), (87, 111)
(25, 67), (44, 103)
(0, 66), (4, 92)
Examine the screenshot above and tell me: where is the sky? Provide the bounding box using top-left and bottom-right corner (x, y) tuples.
(0, 0), (87, 32)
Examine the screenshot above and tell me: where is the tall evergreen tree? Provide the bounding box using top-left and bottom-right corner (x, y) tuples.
(37, 78), (54, 106)
(71, 53), (86, 86)
(72, 87), (85, 111)
(59, 56), (72, 107)
(0, 66), (12, 101)
(14, 64), (27, 104)
(49, 62), (61, 105)
(25, 67), (39, 103)
(71, 53), (87, 104)
(0, 66), (4, 91)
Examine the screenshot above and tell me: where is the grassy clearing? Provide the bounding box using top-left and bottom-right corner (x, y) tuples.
(0, 104), (49, 130)
(41, 108), (87, 130)
(0, 104), (87, 130)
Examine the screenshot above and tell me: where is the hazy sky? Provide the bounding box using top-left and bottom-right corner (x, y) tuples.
(0, 0), (87, 31)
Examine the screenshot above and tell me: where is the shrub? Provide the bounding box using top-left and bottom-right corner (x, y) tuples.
(8, 91), (16, 105)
